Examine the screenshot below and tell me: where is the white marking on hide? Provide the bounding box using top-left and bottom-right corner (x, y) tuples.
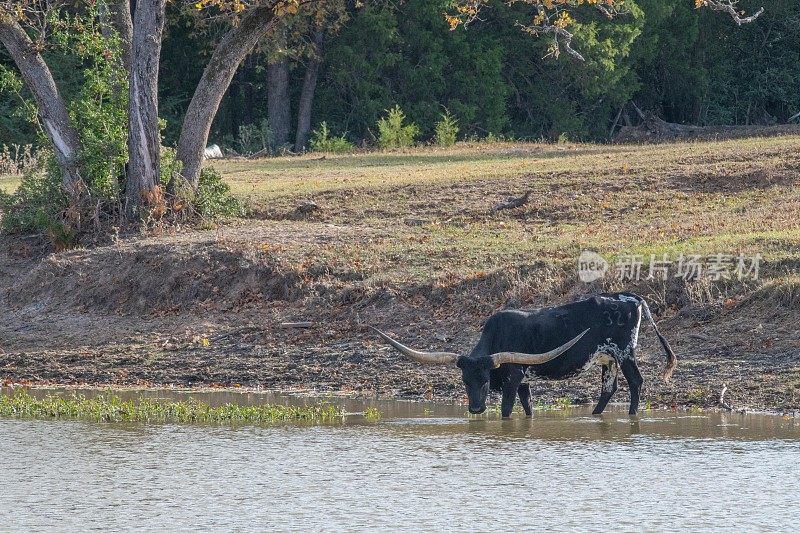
(630, 306), (642, 349)
(520, 344), (619, 383)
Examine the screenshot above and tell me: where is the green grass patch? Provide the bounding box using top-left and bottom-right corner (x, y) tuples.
(0, 389), (348, 425)
(0, 174), (21, 193)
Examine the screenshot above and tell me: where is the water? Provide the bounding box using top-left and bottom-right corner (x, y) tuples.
(1, 390), (798, 531)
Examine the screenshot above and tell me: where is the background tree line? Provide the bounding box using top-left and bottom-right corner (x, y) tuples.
(2, 0), (794, 152)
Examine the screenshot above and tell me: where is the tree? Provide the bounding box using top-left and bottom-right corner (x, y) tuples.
(266, 22), (291, 146)
(0, 4), (83, 194)
(294, 27), (324, 151)
(174, 3), (279, 189)
(448, 0), (762, 60)
(292, 0), (348, 151)
(127, 0), (167, 215)
(175, 0), (348, 183)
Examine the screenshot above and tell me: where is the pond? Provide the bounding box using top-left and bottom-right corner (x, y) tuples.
(1, 389), (798, 531)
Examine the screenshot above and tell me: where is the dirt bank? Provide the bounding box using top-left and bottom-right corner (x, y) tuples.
(2, 226), (799, 414)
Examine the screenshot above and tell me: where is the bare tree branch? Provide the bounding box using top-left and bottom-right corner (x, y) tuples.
(700, 1), (764, 26)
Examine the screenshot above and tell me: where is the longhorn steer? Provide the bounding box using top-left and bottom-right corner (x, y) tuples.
(371, 292), (676, 417)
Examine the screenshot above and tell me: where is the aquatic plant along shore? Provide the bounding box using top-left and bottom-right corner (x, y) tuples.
(0, 389), (349, 424)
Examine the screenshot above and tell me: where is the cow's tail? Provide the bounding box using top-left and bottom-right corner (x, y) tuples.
(637, 297), (677, 382)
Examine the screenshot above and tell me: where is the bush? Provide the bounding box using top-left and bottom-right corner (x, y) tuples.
(434, 111), (459, 147)
(235, 119), (273, 156)
(309, 122), (355, 154)
(192, 167), (243, 219)
(0, 159), (68, 236)
(159, 146), (183, 187)
(377, 105), (419, 149)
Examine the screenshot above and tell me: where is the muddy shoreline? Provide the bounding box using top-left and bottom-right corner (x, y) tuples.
(2, 223), (799, 416)
(2, 294), (799, 415)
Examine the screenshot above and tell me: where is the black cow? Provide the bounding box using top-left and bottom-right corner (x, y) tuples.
(371, 292), (676, 417)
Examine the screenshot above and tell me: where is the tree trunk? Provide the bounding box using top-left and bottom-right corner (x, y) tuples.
(294, 31), (324, 152)
(0, 17), (83, 193)
(175, 6), (275, 189)
(267, 57), (291, 147)
(126, 0), (166, 216)
(111, 0), (134, 72)
(266, 24), (290, 147)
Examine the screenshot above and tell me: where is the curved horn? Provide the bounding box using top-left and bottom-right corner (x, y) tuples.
(490, 328), (590, 366)
(369, 327), (460, 365)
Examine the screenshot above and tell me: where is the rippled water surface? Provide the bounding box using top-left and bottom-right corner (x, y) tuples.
(1, 390), (798, 531)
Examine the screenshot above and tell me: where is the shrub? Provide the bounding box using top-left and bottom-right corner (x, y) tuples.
(236, 119), (273, 156)
(159, 146), (183, 187)
(377, 105), (419, 149)
(0, 159), (68, 235)
(309, 122), (355, 153)
(54, 7), (129, 200)
(192, 166), (243, 218)
(434, 110), (459, 147)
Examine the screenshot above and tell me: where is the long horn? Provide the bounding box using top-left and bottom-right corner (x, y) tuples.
(369, 327), (460, 365)
(491, 328), (590, 366)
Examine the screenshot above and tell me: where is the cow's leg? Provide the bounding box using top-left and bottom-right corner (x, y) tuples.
(592, 362), (618, 415)
(501, 367), (524, 418)
(518, 384), (533, 417)
(620, 357), (644, 415)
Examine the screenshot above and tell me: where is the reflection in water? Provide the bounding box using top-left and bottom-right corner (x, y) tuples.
(1, 389), (798, 530)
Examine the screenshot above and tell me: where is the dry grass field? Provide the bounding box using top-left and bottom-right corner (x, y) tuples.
(217, 136), (800, 287)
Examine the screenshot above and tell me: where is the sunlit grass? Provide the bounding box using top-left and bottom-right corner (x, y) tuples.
(211, 136), (800, 287)
(215, 136), (800, 201)
(0, 174), (20, 193)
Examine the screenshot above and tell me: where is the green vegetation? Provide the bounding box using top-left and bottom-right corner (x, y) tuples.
(0, 160), (242, 237)
(116, 0), (797, 150)
(363, 407), (382, 421)
(191, 167), (244, 219)
(377, 106), (420, 149)
(434, 111), (459, 147)
(0, 165), (66, 235)
(0, 389), (347, 425)
(309, 122), (355, 154)
(233, 119), (274, 156)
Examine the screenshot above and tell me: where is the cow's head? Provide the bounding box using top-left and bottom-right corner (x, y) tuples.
(370, 327), (588, 414)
